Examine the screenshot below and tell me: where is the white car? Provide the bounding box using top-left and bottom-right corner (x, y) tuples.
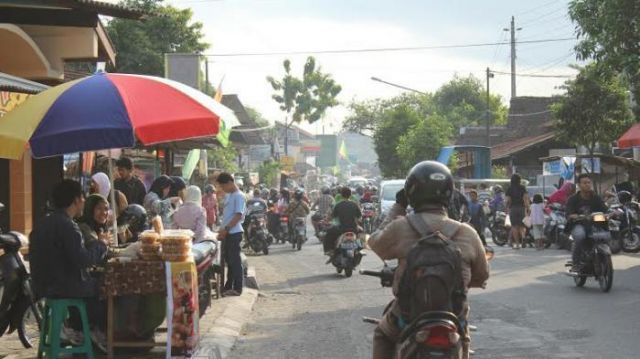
(379, 179), (406, 218)
(347, 176), (368, 190)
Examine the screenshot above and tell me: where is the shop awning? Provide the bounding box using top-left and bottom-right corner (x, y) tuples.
(0, 72), (48, 94)
(618, 123), (640, 149)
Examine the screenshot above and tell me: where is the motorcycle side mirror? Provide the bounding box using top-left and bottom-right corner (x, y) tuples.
(484, 245), (495, 261)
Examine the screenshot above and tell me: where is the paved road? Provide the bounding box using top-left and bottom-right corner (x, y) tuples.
(230, 231), (640, 359)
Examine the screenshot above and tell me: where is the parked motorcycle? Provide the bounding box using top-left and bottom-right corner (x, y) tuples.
(0, 203), (43, 348)
(565, 212), (614, 292)
(607, 206), (624, 254)
(544, 203), (569, 249)
(361, 265), (464, 358)
(245, 202), (271, 255)
(489, 211), (509, 246)
(292, 217), (307, 251)
(192, 240), (218, 316)
(329, 231), (364, 277)
(612, 192), (640, 253)
(362, 203), (377, 234)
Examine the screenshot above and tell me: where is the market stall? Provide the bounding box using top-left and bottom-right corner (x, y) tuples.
(0, 72), (239, 357)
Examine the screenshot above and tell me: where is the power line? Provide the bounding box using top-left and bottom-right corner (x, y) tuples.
(515, 0), (563, 17)
(491, 70), (573, 78)
(508, 110), (553, 117)
(203, 37), (575, 57)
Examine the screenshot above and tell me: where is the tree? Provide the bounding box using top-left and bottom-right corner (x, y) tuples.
(106, 0), (208, 76)
(267, 57), (341, 153)
(343, 93), (434, 135)
(552, 64), (633, 156)
(208, 145), (238, 173)
(397, 114), (453, 171)
(434, 75), (507, 130)
(245, 106), (269, 128)
(373, 104), (421, 178)
(258, 160), (280, 187)
(569, 0), (640, 116)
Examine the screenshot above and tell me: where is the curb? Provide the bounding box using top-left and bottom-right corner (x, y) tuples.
(193, 269), (259, 359)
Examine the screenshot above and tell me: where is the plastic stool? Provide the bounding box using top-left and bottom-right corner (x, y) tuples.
(37, 298), (95, 359)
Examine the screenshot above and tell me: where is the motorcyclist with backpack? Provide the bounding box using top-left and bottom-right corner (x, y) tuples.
(368, 161), (490, 359)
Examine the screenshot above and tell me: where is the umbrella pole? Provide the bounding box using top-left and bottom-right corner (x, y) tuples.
(108, 149), (118, 246)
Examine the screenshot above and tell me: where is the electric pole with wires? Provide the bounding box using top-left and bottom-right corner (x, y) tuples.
(504, 16), (522, 99)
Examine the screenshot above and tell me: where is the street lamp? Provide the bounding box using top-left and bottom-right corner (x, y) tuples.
(370, 76), (427, 95)
(486, 67), (495, 148)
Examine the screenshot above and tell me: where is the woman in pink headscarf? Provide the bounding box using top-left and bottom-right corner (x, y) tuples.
(548, 182), (575, 206)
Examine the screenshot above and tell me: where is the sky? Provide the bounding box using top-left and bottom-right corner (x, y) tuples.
(160, 0), (580, 134)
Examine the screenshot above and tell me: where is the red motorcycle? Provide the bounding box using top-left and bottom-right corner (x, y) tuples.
(362, 202), (377, 234)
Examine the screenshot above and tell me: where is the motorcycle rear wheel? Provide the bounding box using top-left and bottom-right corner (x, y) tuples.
(598, 255), (613, 293)
(336, 267), (343, 274)
(18, 298), (44, 349)
(263, 246), (269, 255)
(574, 275), (586, 287)
(622, 229), (640, 253)
(609, 236), (622, 254)
(297, 237), (303, 251)
(491, 228), (508, 246)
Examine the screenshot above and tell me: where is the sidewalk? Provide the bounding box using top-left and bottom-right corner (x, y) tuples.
(0, 278), (258, 359)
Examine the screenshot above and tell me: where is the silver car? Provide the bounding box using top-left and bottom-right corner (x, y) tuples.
(379, 179), (406, 219)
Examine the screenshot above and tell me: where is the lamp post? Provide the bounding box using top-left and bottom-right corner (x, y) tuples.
(486, 67), (495, 147)
(370, 76), (427, 95)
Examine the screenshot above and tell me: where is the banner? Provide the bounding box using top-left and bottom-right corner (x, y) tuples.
(165, 261), (199, 358)
(182, 149), (201, 180)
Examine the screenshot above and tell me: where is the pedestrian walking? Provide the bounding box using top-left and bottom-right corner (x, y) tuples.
(506, 173), (530, 250)
(468, 190), (488, 246)
(530, 194), (546, 250)
(217, 172), (246, 297)
(202, 184), (218, 230)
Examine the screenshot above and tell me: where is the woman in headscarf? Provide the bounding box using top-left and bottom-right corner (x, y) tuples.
(173, 186), (209, 242)
(548, 182), (575, 206)
(78, 194), (112, 249)
(144, 175), (180, 228)
(90, 172), (128, 217)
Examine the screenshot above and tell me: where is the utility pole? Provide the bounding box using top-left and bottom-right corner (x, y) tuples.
(486, 67), (494, 147)
(504, 16), (521, 100)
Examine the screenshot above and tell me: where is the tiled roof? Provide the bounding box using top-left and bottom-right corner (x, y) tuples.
(491, 132), (556, 160)
(222, 94), (266, 146)
(3, 0), (148, 19)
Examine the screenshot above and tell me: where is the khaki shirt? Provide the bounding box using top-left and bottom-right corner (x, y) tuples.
(369, 203), (489, 296)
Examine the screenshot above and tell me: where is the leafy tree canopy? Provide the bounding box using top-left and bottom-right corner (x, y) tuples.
(106, 0), (208, 76)
(552, 64), (633, 155)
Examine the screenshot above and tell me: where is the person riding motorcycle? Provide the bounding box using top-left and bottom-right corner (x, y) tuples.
(566, 173), (608, 272)
(311, 187), (335, 231)
(286, 189), (311, 235)
(489, 185), (506, 214)
(324, 187), (362, 255)
(368, 161), (489, 359)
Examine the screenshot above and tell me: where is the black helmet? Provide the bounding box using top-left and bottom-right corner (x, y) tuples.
(618, 191), (633, 204)
(294, 188), (304, 200)
(405, 161), (454, 209)
(117, 204), (148, 234)
(322, 186), (331, 195)
(493, 185), (503, 193)
(204, 184), (215, 194)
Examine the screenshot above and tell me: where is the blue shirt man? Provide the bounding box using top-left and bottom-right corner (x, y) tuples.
(217, 172), (246, 296)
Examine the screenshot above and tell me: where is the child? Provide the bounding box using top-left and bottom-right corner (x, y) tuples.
(530, 193), (546, 250)
(468, 190), (487, 246)
(202, 184), (218, 230)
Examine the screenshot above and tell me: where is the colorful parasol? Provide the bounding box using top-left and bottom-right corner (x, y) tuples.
(0, 72), (240, 160)
(618, 123), (640, 149)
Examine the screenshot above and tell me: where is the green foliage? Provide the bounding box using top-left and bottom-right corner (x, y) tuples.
(397, 113), (452, 171)
(373, 104), (421, 178)
(552, 64), (633, 155)
(208, 146), (238, 173)
(266, 57), (342, 125)
(434, 75), (507, 129)
(106, 0), (208, 76)
(343, 93), (434, 135)
(245, 106), (269, 127)
(491, 165), (508, 179)
(258, 160), (280, 187)
(569, 0), (640, 116)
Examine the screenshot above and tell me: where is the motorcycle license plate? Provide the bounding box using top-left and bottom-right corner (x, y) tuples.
(342, 241), (357, 250)
(346, 249), (354, 257)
